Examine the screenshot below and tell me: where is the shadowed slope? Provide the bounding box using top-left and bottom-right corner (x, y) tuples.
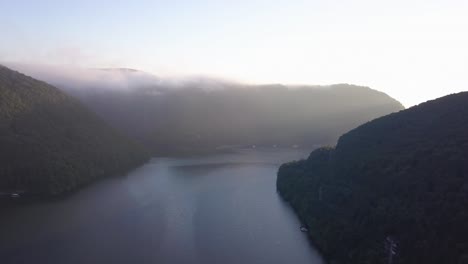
(0, 65), (149, 195)
(277, 92), (468, 263)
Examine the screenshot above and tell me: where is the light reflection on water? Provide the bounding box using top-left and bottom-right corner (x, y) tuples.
(0, 148), (323, 264)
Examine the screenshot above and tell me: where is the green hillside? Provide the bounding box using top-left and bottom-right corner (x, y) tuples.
(277, 92), (468, 263)
(0, 65), (149, 196)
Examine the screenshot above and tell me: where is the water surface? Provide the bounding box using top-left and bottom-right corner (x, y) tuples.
(0, 148), (323, 264)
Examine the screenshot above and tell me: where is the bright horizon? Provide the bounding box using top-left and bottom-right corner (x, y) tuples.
(1, 0), (467, 107)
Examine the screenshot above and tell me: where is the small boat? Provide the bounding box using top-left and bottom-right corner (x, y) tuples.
(10, 193), (20, 198)
(300, 226), (309, 232)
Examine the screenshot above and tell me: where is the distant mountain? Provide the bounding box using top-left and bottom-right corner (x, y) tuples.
(6, 65), (404, 155)
(0, 65), (149, 196)
(140, 84), (405, 155)
(277, 92), (468, 263)
(65, 84), (405, 155)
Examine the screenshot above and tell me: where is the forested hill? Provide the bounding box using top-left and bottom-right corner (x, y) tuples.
(277, 92), (468, 264)
(8, 65), (404, 155)
(0, 65), (149, 196)
(76, 84), (404, 156)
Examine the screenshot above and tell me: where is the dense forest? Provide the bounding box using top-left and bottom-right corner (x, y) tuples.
(9, 66), (405, 155)
(277, 92), (468, 264)
(0, 65), (149, 196)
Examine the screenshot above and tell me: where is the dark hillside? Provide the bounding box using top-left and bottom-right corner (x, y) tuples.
(277, 92), (468, 263)
(0, 65), (149, 196)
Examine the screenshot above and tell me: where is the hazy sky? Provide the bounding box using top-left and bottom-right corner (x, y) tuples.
(1, 0), (467, 107)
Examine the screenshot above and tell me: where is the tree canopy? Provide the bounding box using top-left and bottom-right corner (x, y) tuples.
(277, 92), (468, 264)
(0, 65), (149, 196)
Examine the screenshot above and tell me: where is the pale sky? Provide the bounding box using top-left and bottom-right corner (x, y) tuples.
(1, 0), (467, 107)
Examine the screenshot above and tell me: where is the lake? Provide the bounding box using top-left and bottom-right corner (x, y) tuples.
(0, 148), (323, 264)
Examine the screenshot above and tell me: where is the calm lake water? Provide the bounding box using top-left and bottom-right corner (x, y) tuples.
(0, 148), (323, 264)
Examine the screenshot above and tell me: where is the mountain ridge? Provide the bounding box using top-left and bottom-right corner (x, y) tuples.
(277, 91), (468, 264)
(5, 64), (404, 156)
